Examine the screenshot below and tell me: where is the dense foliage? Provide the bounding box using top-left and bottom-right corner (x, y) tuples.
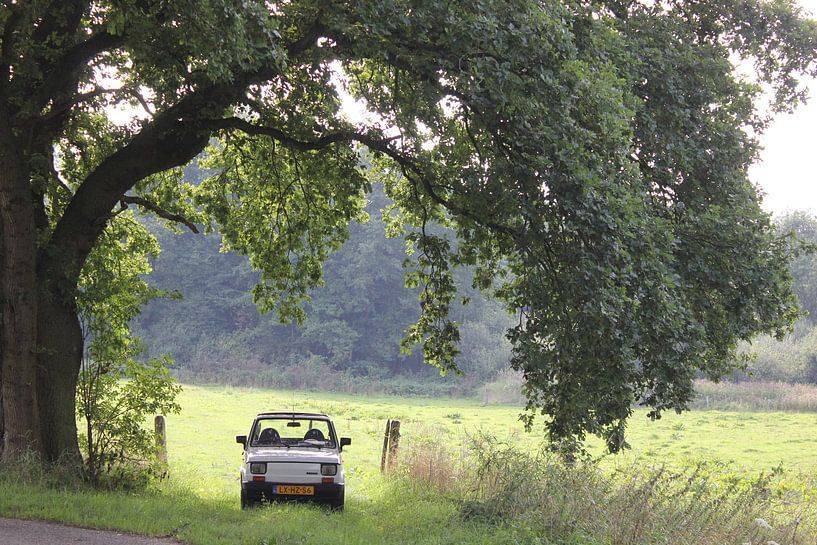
(2, 0), (816, 463)
(134, 206), (817, 393)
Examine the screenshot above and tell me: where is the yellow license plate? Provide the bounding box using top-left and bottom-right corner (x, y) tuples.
(274, 485), (314, 495)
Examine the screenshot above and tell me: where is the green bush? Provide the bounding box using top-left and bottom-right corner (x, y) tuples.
(76, 213), (182, 488)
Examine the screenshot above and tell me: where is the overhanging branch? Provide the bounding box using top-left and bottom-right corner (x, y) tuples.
(120, 196), (199, 234)
(207, 117), (518, 238)
(42, 15), (330, 287)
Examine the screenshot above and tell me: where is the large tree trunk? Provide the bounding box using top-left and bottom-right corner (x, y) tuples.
(36, 290), (82, 463)
(1, 214), (5, 460)
(0, 125), (43, 461)
(0, 287), (4, 462)
(1, 234), (4, 462)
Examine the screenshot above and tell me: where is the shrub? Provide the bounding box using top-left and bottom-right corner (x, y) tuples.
(76, 213), (182, 488)
(77, 353), (181, 488)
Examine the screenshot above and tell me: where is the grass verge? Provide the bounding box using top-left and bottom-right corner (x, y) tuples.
(0, 466), (550, 545)
(3, 439), (815, 545)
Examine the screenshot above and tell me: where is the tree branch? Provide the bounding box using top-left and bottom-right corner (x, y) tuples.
(44, 86), (124, 121)
(203, 116), (381, 151)
(41, 15), (330, 288)
(33, 30), (124, 111)
(286, 19), (327, 56)
(208, 117), (518, 238)
(120, 196), (199, 234)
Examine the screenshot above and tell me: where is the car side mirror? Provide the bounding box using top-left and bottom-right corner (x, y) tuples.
(339, 437), (351, 451)
(236, 435), (247, 448)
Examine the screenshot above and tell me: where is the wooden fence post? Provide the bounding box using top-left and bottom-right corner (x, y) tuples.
(380, 419), (391, 473)
(380, 419), (402, 473)
(387, 420), (401, 471)
(155, 415), (167, 465)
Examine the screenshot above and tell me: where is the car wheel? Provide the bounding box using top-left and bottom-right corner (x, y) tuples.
(329, 488), (344, 511)
(241, 488), (255, 510)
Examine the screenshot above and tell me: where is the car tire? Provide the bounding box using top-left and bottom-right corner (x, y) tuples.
(241, 488), (254, 510)
(329, 488), (344, 511)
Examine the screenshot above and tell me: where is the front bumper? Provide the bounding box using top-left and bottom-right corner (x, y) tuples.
(242, 481), (343, 502)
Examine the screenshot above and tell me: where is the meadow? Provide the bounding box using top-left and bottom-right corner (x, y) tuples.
(166, 385), (817, 480)
(1, 384), (816, 545)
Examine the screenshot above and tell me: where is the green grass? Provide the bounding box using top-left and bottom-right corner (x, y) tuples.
(166, 385), (817, 476)
(2, 384), (816, 545)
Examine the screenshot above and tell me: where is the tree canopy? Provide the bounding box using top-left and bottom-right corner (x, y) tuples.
(1, 0), (816, 462)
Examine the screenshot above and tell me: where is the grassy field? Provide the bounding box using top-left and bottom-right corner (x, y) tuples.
(1, 384), (816, 545)
(166, 385), (817, 477)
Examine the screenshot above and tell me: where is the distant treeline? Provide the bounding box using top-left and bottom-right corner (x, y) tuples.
(133, 182), (513, 395)
(133, 167), (817, 393)
(738, 211), (817, 385)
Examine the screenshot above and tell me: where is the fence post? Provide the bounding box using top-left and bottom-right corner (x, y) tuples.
(154, 415), (168, 466)
(380, 419), (391, 473)
(387, 420), (401, 471)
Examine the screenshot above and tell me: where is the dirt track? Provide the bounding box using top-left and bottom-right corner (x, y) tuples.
(0, 518), (185, 545)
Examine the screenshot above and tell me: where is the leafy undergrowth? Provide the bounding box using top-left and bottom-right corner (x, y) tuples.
(481, 372), (817, 414)
(691, 380), (817, 412)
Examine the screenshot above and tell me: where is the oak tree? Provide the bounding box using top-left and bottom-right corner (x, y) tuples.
(1, 0), (815, 461)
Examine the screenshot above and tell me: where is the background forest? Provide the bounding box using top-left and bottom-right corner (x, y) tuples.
(133, 164), (513, 396)
(132, 165), (817, 396)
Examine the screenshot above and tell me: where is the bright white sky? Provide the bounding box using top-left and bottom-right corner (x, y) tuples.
(752, 0), (817, 217)
(753, 88), (817, 217)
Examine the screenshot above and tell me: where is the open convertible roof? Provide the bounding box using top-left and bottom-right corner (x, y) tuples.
(256, 412), (329, 418)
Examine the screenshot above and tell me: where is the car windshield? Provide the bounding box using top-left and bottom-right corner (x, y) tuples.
(250, 417), (335, 448)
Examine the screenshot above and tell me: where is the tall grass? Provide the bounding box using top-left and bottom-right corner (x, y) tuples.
(400, 435), (817, 545)
(692, 380), (817, 412)
(480, 372), (817, 413)
(173, 355), (474, 397)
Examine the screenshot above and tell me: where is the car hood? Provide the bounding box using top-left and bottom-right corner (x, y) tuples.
(246, 447), (341, 464)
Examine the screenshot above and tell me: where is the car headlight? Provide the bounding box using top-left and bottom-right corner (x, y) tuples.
(321, 464), (337, 476)
(250, 462), (267, 474)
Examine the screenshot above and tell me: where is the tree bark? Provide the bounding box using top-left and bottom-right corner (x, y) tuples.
(1, 220), (4, 461)
(35, 290), (82, 463)
(0, 123), (42, 461)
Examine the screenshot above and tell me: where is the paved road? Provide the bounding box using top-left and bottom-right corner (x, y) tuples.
(0, 518), (185, 545)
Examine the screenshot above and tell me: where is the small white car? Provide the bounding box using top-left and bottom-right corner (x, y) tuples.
(236, 411), (351, 510)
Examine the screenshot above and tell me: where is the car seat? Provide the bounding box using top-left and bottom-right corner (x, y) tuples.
(257, 427), (280, 445)
(303, 428), (325, 441)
